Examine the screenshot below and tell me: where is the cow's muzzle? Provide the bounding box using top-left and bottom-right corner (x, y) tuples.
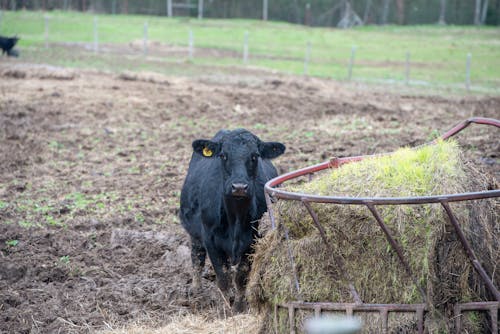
(231, 183), (249, 197)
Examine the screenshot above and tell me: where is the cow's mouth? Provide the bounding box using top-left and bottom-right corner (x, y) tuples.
(231, 191), (249, 198)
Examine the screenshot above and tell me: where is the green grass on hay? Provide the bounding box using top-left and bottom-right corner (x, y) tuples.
(297, 139), (465, 198)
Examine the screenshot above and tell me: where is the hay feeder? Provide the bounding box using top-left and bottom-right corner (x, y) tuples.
(263, 117), (499, 334)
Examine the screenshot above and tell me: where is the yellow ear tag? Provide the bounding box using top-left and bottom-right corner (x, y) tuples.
(202, 147), (213, 157)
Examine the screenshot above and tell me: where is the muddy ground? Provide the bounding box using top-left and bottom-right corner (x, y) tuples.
(0, 60), (498, 333)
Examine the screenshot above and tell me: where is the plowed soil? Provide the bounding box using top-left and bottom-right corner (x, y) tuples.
(0, 61), (498, 333)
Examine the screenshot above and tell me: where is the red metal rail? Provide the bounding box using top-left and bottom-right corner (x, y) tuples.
(264, 117), (500, 334)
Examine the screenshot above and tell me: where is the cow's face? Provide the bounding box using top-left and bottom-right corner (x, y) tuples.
(192, 130), (285, 199)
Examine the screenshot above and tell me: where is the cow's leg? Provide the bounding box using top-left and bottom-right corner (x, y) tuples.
(233, 255), (251, 312)
(190, 237), (206, 290)
(204, 241), (231, 295)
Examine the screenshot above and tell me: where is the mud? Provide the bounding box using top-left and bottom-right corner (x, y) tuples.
(0, 61), (498, 333)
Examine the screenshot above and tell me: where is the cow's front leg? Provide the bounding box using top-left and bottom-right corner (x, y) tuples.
(233, 255), (251, 312)
(190, 237), (206, 290)
(204, 240), (231, 295)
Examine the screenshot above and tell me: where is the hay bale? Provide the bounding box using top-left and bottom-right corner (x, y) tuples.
(248, 140), (498, 333)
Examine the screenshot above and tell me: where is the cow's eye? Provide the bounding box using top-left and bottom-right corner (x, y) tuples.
(251, 154), (259, 162)
(219, 153), (227, 161)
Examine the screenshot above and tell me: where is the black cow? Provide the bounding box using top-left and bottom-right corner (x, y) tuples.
(180, 129), (285, 311)
(0, 36), (19, 56)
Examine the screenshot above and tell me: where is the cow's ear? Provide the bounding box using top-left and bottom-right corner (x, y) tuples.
(192, 139), (221, 158)
(259, 141), (286, 159)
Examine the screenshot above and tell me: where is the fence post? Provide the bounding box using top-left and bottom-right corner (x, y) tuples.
(305, 3), (311, 26)
(243, 31), (249, 64)
(304, 41), (311, 75)
(167, 0), (172, 17)
(93, 16), (99, 54)
(188, 29), (194, 60)
(465, 53), (471, 92)
(198, 0), (204, 19)
(44, 15), (49, 49)
(348, 46), (356, 81)
(405, 51), (410, 85)
(112, 0), (117, 15)
(263, 0), (268, 21)
(143, 22), (148, 56)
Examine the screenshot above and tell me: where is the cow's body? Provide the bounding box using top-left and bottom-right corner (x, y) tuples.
(0, 36), (19, 56)
(180, 129), (285, 311)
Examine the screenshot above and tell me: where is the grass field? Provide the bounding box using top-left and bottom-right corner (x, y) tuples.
(2, 10), (500, 92)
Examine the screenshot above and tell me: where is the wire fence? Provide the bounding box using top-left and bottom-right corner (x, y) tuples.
(2, 11), (498, 93)
(3, 0), (500, 26)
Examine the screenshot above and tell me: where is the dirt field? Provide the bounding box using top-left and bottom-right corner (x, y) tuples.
(0, 60), (498, 333)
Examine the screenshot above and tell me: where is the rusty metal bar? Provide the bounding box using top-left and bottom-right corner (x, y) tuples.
(278, 302), (431, 333)
(438, 117), (500, 141)
(440, 201), (500, 302)
(490, 304), (498, 334)
(279, 301), (427, 312)
(266, 186), (500, 206)
(453, 304), (462, 334)
(265, 191), (277, 229)
(454, 301), (499, 333)
(366, 203), (427, 303)
(288, 304), (296, 334)
(301, 199), (328, 245)
(416, 305), (425, 334)
(380, 308), (389, 333)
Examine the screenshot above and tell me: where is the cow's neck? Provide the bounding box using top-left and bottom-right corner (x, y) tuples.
(223, 197), (255, 265)
(223, 196), (254, 225)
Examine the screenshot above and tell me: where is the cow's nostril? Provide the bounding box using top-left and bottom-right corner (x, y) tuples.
(231, 183), (249, 195)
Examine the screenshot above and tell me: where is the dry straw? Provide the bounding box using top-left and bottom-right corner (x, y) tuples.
(99, 314), (262, 334)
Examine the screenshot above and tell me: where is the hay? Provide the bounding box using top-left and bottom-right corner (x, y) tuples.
(248, 140), (498, 332)
(99, 314), (262, 334)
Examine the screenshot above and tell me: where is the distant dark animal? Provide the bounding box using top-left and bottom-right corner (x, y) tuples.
(7, 48), (19, 57)
(0, 36), (19, 56)
(180, 129), (285, 311)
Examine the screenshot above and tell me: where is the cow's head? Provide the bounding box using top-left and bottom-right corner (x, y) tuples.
(192, 129), (285, 200)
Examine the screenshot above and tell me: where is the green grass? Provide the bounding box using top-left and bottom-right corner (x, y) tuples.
(2, 10), (500, 92)
(298, 140), (465, 198)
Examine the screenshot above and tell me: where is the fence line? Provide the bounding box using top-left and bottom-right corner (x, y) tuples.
(18, 15), (484, 93)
